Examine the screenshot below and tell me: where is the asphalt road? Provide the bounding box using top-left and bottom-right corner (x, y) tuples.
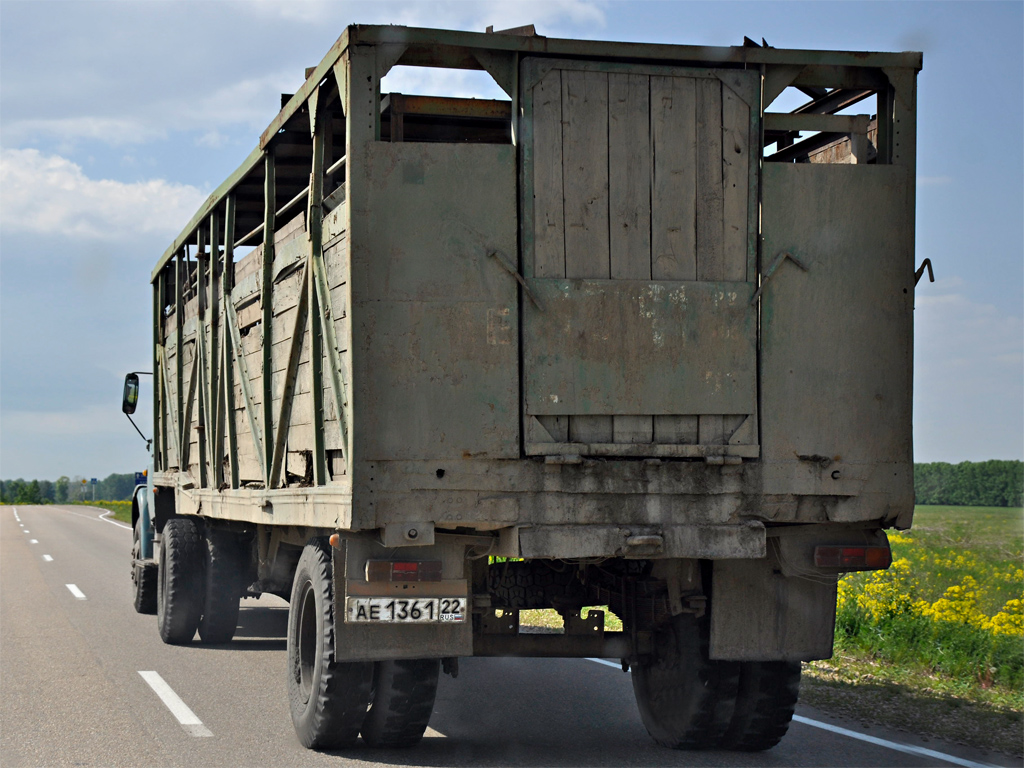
(0, 505), (1013, 768)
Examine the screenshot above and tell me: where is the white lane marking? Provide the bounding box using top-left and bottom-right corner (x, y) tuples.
(99, 510), (132, 530)
(138, 671), (213, 737)
(42, 555), (53, 562)
(584, 659), (993, 767)
(65, 584), (87, 600)
(29, 539), (38, 544)
(23, 530), (29, 534)
(586, 657), (623, 670)
(791, 716), (995, 768)
(50, 505), (132, 531)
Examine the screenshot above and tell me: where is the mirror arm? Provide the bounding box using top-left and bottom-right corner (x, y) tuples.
(125, 413), (152, 451)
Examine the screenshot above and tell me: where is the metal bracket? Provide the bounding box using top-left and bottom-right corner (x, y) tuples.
(481, 607), (519, 634)
(750, 250), (809, 305)
(490, 250), (544, 311)
(914, 258), (934, 286)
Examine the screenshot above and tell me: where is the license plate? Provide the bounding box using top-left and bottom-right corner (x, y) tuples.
(346, 597), (467, 624)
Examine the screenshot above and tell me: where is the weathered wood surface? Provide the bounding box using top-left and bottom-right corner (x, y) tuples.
(524, 62), (759, 452)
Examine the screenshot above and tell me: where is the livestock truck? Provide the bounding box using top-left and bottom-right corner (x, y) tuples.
(121, 24), (924, 751)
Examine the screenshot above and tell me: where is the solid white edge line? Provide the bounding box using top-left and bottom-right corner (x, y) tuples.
(583, 659), (995, 768)
(42, 555), (53, 562)
(138, 671), (213, 737)
(791, 716), (996, 768)
(65, 584), (86, 600)
(99, 510), (132, 530)
(48, 505), (132, 530)
(585, 657), (623, 670)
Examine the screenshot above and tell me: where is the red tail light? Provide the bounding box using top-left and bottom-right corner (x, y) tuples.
(365, 560), (443, 582)
(814, 545), (892, 571)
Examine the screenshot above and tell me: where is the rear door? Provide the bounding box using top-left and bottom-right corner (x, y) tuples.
(519, 58), (760, 458)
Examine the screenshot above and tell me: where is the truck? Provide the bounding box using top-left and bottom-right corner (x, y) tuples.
(121, 24), (923, 752)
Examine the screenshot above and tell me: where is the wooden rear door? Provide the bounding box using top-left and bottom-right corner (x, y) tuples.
(519, 58), (760, 458)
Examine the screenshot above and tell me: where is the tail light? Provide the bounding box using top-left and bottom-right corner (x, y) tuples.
(814, 545), (891, 571)
(365, 560), (443, 582)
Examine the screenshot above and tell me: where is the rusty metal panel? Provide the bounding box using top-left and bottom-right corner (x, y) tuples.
(523, 279), (756, 416)
(352, 141), (518, 461)
(759, 164), (914, 506)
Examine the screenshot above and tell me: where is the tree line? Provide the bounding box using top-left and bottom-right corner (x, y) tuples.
(2, 461), (1021, 508)
(0, 473), (138, 505)
(914, 460), (1023, 508)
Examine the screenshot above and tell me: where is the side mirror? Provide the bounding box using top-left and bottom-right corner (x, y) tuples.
(122, 373), (140, 414)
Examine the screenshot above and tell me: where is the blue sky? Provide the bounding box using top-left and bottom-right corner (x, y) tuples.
(1, 0), (1021, 479)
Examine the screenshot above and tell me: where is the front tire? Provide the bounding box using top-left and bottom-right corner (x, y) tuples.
(361, 659), (440, 747)
(287, 539), (373, 749)
(631, 613), (740, 749)
(132, 519), (157, 615)
(156, 517), (204, 644)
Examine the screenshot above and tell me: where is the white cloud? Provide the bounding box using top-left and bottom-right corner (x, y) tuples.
(0, 149), (207, 240)
(913, 278), (1024, 461)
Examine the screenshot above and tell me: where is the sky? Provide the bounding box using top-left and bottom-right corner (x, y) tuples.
(0, 0), (1021, 480)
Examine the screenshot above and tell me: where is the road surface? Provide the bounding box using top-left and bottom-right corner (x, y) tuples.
(0, 505), (1013, 768)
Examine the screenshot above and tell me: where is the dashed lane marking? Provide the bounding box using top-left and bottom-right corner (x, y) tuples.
(65, 584), (87, 600)
(42, 555), (53, 562)
(29, 539), (38, 544)
(138, 671), (213, 737)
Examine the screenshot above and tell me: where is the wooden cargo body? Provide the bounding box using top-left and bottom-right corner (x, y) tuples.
(149, 25), (921, 564)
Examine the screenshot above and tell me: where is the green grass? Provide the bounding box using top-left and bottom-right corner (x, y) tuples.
(73, 500), (132, 524)
(830, 505), (1023, 710)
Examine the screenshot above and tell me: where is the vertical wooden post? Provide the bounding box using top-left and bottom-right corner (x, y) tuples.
(175, 249), (185, 469)
(223, 196), (239, 489)
(152, 277), (161, 471)
(209, 210), (222, 488)
(196, 228), (209, 489)
(261, 153), (276, 487)
(308, 92), (327, 485)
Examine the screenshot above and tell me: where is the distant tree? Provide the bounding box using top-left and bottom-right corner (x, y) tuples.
(55, 476), (70, 503)
(38, 480), (54, 503)
(914, 460), (1023, 507)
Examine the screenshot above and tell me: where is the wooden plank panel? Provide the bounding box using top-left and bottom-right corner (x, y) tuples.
(233, 246), (262, 284)
(570, 416), (613, 444)
(654, 416), (699, 445)
(696, 78), (725, 445)
(652, 75), (698, 445)
(562, 69), (609, 278)
(651, 75), (696, 282)
(563, 69), (611, 444)
(721, 82), (750, 281)
(609, 73), (652, 280)
(695, 77), (725, 281)
(609, 72), (654, 444)
(532, 68), (565, 278)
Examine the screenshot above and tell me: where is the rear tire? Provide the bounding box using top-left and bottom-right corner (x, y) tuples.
(287, 539), (373, 749)
(132, 520), (157, 615)
(361, 659), (440, 747)
(198, 528), (242, 644)
(156, 517), (204, 644)
(631, 613), (740, 749)
(718, 661), (801, 751)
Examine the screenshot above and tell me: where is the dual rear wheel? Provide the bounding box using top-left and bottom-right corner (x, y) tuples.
(630, 612), (801, 751)
(286, 540), (440, 749)
(155, 517), (243, 645)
